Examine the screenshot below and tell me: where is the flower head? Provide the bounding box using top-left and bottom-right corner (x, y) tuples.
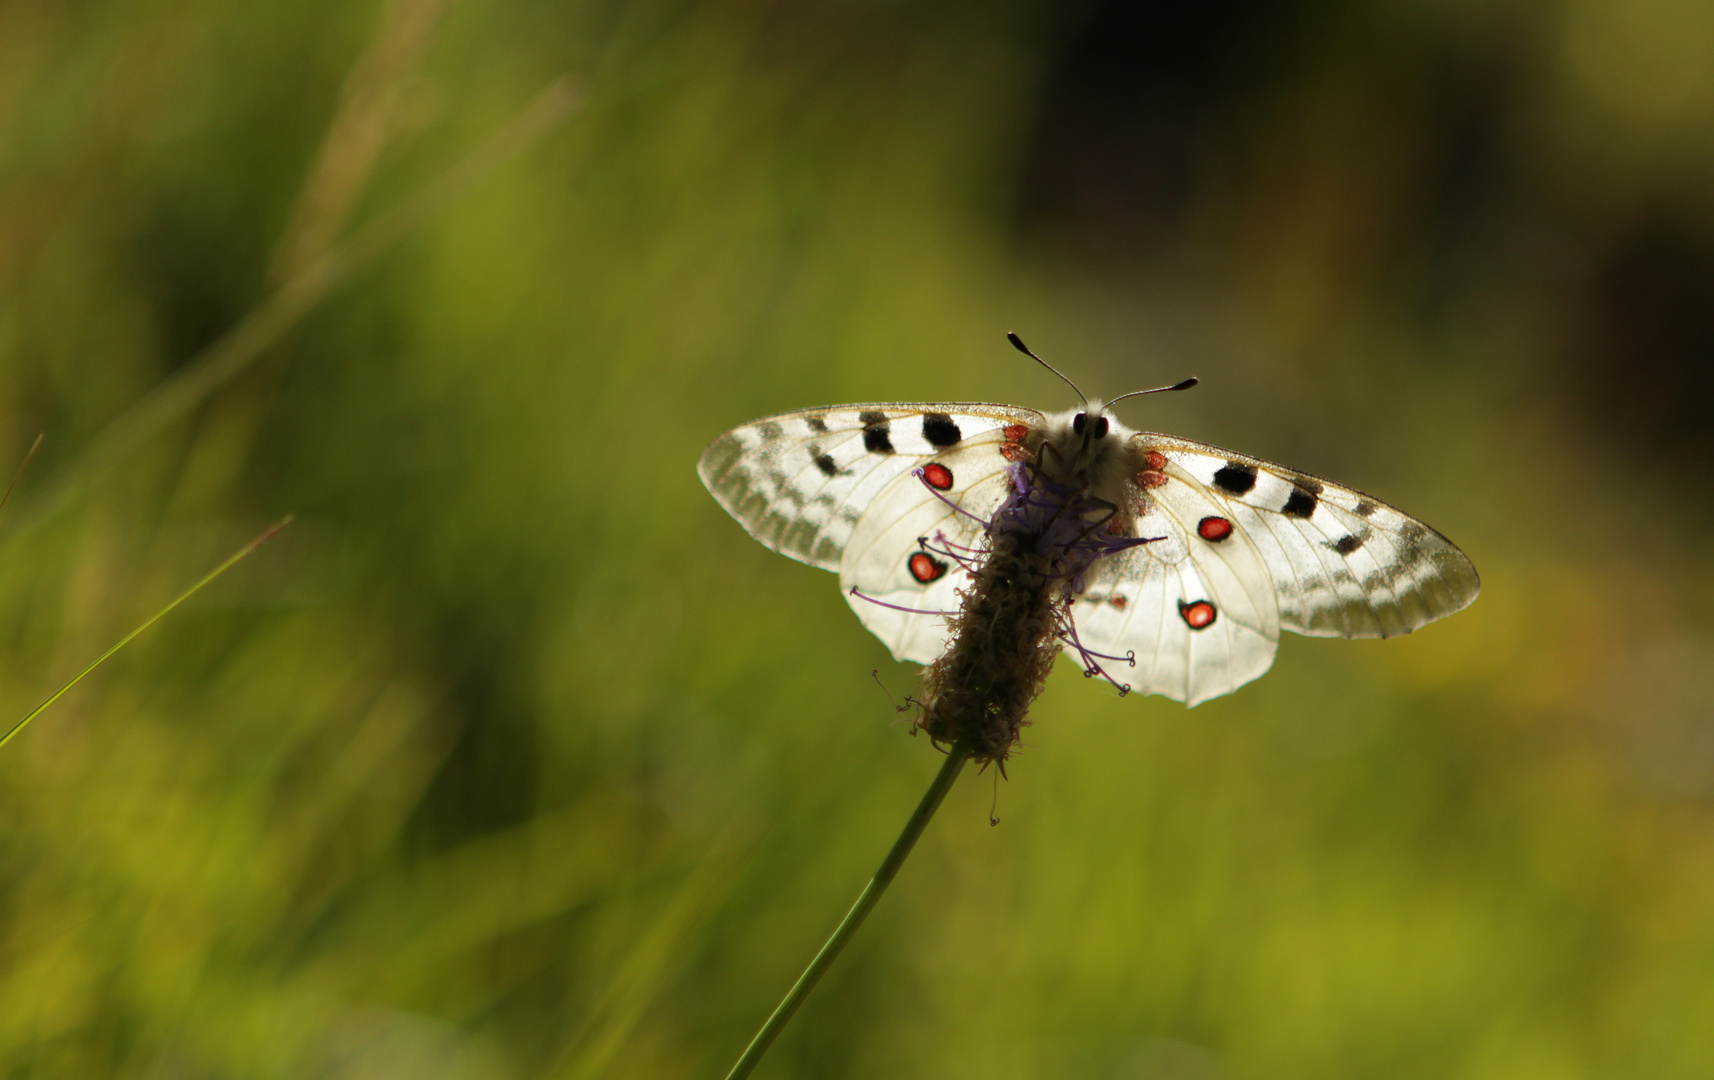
(912, 460), (1158, 764)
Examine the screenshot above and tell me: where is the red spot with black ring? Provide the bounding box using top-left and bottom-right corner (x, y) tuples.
(908, 552), (948, 584)
(922, 463), (954, 490)
(1179, 600), (1217, 630)
(1197, 516), (1233, 541)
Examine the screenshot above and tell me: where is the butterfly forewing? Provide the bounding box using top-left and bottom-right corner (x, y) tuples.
(697, 403), (1041, 572)
(1141, 434), (1481, 639)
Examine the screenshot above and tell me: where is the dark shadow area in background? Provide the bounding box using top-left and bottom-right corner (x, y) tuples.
(1016, 0), (1714, 482)
(1014, 0), (1293, 262)
(1569, 211), (1714, 468)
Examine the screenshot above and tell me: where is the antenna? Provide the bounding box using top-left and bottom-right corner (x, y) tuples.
(1103, 377), (1199, 411)
(1007, 332), (1087, 407)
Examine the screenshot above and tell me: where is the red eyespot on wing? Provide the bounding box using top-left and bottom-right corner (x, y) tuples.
(908, 552), (948, 583)
(1000, 442), (1030, 462)
(1004, 424), (1029, 441)
(1197, 516), (1233, 541)
(1179, 600), (1217, 629)
(1110, 595), (1128, 610)
(922, 463), (954, 490)
(1144, 451), (1168, 470)
(1138, 470), (1168, 489)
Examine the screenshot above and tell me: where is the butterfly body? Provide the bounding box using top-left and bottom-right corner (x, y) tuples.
(1016, 401), (1189, 544)
(699, 392), (1479, 713)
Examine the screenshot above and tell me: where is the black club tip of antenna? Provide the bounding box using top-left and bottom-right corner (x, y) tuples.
(1005, 331), (1087, 405)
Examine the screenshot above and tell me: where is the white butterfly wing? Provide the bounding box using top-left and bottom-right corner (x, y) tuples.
(838, 434), (1022, 664)
(1072, 434), (1480, 704)
(697, 403), (1038, 572)
(1145, 435), (1481, 638)
(1073, 479), (1283, 706)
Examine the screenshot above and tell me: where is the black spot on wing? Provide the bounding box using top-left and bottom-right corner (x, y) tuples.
(756, 421), (783, 441)
(1213, 463), (1257, 494)
(806, 415), (828, 433)
(922, 412), (962, 447)
(1332, 534), (1364, 555)
(813, 451), (839, 477)
(1354, 500), (1378, 518)
(1282, 486), (1319, 518)
(857, 410), (894, 454)
(1295, 478), (1324, 496)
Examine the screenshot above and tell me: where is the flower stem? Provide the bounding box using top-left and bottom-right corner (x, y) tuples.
(723, 741), (971, 1080)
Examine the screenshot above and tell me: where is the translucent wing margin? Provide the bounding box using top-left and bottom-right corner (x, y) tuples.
(697, 403), (1041, 572)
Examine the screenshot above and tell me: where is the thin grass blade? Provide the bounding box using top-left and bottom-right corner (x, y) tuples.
(0, 515), (294, 753)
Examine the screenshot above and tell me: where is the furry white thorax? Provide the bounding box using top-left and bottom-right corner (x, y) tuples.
(1035, 401), (1143, 506)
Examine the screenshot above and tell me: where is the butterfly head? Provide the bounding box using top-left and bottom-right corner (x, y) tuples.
(1039, 401), (1133, 489)
(1004, 330), (1199, 497)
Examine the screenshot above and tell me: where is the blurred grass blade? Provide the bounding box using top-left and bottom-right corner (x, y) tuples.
(0, 434), (43, 516)
(0, 515), (293, 753)
(552, 820), (757, 1080)
(269, 0), (450, 284)
(1, 76), (583, 543)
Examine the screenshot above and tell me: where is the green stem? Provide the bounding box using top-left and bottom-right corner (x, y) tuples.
(724, 742), (971, 1080)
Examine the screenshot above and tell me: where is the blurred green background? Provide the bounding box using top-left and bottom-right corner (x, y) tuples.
(2, 0), (1712, 1076)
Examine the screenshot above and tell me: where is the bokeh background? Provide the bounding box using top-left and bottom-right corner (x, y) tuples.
(2, 0), (1712, 1076)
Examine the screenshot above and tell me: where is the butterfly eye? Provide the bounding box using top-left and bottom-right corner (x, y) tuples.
(1093, 416), (1110, 439)
(1072, 412), (1087, 434)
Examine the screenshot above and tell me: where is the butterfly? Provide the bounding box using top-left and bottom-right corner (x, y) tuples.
(697, 339), (1479, 706)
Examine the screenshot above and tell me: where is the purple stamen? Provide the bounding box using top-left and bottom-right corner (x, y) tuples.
(1060, 638), (1136, 666)
(849, 586), (958, 617)
(927, 531), (985, 555)
(913, 468), (992, 526)
(912, 538), (982, 575)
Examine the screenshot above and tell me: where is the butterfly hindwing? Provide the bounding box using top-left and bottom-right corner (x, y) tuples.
(1074, 468), (1283, 705)
(697, 403), (1039, 572)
